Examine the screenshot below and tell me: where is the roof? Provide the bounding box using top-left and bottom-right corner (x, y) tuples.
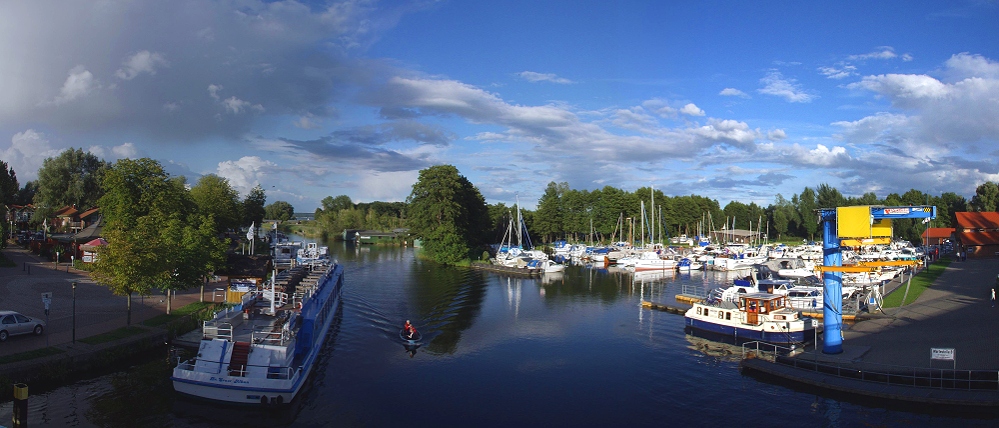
(71, 217), (103, 242)
(957, 231), (999, 246)
(955, 212), (999, 229)
(921, 228), (955, 239)
(53, 206), (79, 217)
(79, 207), (100, 219)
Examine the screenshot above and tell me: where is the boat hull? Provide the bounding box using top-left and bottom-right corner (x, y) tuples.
(683, 317), (815, 344)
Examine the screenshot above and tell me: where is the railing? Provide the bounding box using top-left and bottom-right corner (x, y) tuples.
(251, 327), (287, 346)
(203, 321), (233, 340)
(742, 341), (999, 391)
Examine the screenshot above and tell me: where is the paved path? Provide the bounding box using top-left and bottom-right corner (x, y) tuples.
(0, 245), (220, 357)
(802, 257), (999, 371)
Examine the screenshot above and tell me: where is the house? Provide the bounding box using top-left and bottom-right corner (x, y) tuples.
(954, 212), (999, 258)
(921, 227), (955, 245)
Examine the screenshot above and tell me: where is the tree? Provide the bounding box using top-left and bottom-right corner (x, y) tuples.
(322, 195), (354, 212)
(795, 187), (818, 240)
(190, 174), (243, 234)
(407, 165), (490, 265)
(91, 158), (226, 324)
(0, 160), (17, 206)
(15, 181), (37, 206)
(33, 148), (107, 215)
(534, 182), (567, 243)
(265, 201), (295, 221)
(816, 183), (846, 208)
(242, 185), (267, 227)
(970, 181), (999, 212)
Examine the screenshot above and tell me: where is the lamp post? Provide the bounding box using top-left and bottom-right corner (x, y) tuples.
(72, 281), (77, 345)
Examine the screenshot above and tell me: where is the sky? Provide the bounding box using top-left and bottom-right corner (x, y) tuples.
(1, 0), (998, 212)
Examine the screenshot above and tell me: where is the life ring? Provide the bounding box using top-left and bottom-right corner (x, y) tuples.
(295, 301), (303, 310)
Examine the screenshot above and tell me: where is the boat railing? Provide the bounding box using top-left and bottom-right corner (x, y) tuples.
(202, 320), (234, 340)
(252, 326), (288, 346)
(742, 341), (999, 391)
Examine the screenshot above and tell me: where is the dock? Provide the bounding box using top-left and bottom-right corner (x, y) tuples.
(739, 258), (999, 407)
(470, 262), (543, 277)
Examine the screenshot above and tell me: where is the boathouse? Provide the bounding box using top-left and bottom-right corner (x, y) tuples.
(954, 212), (999, 258)
(920, 227), (955, 245)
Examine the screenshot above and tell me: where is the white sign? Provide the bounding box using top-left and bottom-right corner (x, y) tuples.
(884, 208), (910, 215)
(931, 348), (955, 361)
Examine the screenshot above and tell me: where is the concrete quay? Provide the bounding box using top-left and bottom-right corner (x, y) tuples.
(741, 256), (999, 406)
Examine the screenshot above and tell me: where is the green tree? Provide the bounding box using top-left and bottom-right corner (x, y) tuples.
(242, 185), (267, 227)
(407, 165), (490, 265)
(91, 158), (226, 324)
(970, 181), (999, 212)
(533, 182), (567, 243)
(265, 201), (295, 221)
(15, 181), (37, 206)
(33, 148), (107, 218)
(816, 183), (846, 208)
(795, 187), (818, 240)
(190, 174), (244, 234)
(0, 160), (17, 206)
(323, 195), (354, 212)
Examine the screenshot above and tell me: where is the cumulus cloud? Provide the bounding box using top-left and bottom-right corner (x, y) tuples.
(0, 130), (63, 181)
(758, 71), (816, 102)
(87, 142), (141, 160)
(517, 71), (575, 84)
(680, 103), (705, 116)
(216, 156), (278, 195)
(53, 66), (96, 105)
(719, 88), (749, 98)
(115, 50), (168, 80)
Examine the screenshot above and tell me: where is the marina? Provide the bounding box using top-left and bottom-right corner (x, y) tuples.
(1, 241), (997, 426)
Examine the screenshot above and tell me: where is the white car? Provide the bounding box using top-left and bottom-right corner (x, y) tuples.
(0, 310), (45, 341)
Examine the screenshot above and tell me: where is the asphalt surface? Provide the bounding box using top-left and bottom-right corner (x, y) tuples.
(0, 245), (214, 357)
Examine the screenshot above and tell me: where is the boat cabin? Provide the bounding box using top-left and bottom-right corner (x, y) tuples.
(739, 293), (789, 325)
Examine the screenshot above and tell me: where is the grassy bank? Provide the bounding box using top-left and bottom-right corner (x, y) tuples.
(280, 220), (324, 239)
(882, 259), (952, 308)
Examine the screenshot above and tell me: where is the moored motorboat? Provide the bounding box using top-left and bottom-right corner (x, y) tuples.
(684, 292), (818, 345)
(171, 261), (344, 405)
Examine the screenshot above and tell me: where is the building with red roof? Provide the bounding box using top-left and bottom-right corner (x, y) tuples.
(954, 212), (999, 258)
(921, 227), (955, 245)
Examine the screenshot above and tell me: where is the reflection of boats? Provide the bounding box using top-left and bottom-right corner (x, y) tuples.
(684, 334), (744, 362)
(684, 292), (818, 345)
(172, 262), (344, 405)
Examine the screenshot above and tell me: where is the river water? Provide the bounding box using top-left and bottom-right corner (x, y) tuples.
(1, 241), (994, 427)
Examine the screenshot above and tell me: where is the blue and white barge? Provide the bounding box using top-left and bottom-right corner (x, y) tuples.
(171, 261), (344, 405)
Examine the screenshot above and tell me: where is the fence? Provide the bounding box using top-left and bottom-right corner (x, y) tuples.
(742, 341), (999, 391)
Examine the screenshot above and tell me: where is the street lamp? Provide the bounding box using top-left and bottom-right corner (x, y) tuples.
(72, 281), (77, 345)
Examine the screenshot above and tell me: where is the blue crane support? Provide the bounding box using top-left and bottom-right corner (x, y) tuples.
(818, 205), (936, 354)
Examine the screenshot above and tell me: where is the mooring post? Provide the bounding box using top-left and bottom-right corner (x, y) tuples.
(13, 383), (28, 428)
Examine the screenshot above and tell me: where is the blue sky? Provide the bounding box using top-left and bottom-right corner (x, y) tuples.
(1, 1), (997, 211)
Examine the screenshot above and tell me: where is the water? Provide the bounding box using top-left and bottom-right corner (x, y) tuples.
(1, 242), (994, 427)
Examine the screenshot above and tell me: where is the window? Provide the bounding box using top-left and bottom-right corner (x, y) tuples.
(725, 312), (731, 320)
(14, 314), (29, 323)
(1, 315), (14, 325)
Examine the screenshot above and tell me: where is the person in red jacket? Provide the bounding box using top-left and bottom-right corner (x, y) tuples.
(404, 320), (417, 338)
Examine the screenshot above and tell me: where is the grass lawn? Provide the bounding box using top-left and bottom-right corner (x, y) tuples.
(882, 259), (952, 308)
(0, 347), (65, 364)
(79, 326), (148, 345)
(141, 301), (220, 327)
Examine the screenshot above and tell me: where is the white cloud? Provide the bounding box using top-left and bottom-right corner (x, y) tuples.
(758, 71), (815, 102)
(358, 170), (419, 201)
(848, 47), (899, 61)
(943, 52), (999, 80)
(1, 130), (62, 181)
(207, 84), (223, 101)
(115, 50), (168, 80)
(719, 88), (749, 98)
(848, 74), (949, 101)
(679, 103), (705, 116)
(222, 96), (264, 114)
(818, 65), (857, 79)
(216, 156), (278, 195)
(517, 71), (575, 84)
(53, 66), (96, 105)
(642, 98), (678, 118)
(294, 114), (321, 129)
(87, 142), (142, 160)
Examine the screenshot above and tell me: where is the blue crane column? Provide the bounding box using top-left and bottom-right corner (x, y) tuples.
(818, 205), (936, 355)
(821, 210), (844, 354)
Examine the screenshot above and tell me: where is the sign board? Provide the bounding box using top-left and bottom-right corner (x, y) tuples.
(931, 348), (955, 361)
(41, 292), (52, 300)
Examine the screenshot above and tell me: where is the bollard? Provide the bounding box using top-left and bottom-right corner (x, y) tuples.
(13, 383), (28, 428)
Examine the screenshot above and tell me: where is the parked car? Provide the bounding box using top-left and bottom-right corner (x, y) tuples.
(0, 311), (45, 341)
